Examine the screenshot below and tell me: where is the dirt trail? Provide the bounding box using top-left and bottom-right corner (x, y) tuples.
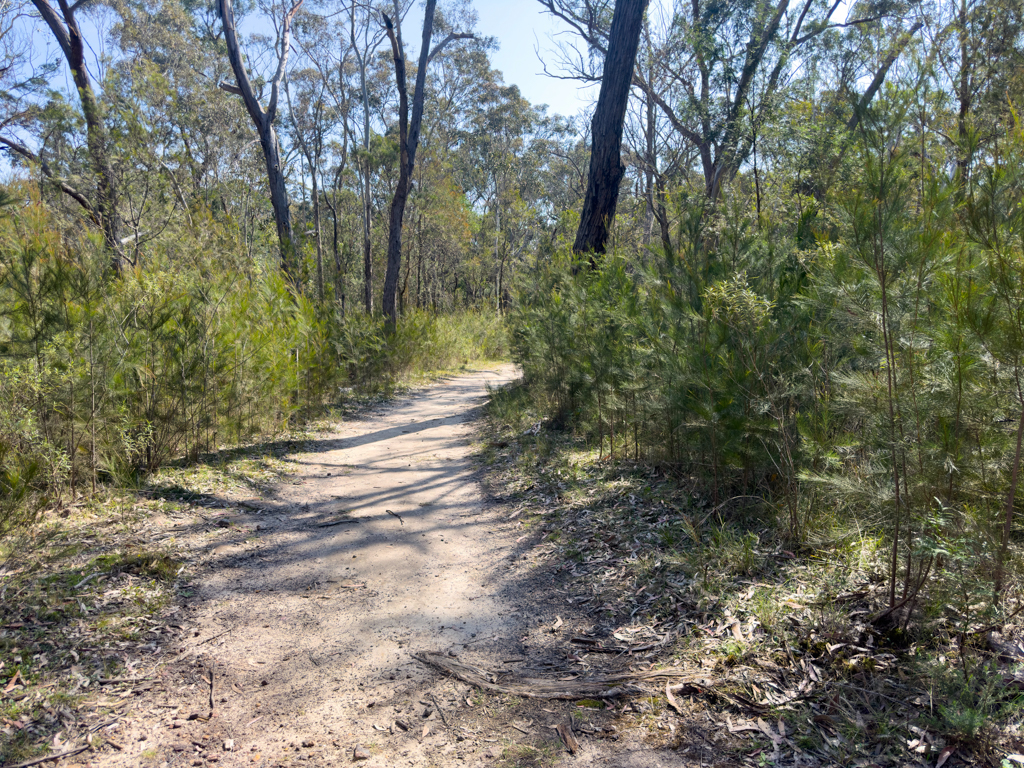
(87, 366), (691, 768)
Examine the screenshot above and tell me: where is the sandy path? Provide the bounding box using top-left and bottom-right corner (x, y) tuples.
(85, 365), (691, 768)
(109, 366), (529, 766)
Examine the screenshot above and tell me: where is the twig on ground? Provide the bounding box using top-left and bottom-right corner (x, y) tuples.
(88, 717), (123, 732)
(386, 509), (404, 525)
(429, 693), (450, 729)
(555, 722), (580, 754)
(6, 745), (90, 768)
(196, 629), (233, 646)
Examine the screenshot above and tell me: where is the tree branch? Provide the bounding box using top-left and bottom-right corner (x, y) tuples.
(426, 32), (474, 63)
(67, 0), (98, 13)
(794, 15), (882, 45)
(632, 71), (705, 149)
(29, 0), (73, 62)
(219, 0), (267, 127)
(537, 0), (608, 55)
(0, 135), (98, 221)
(217, 81), (243, 96)
(846, 20), (923, 131)
(266, 0), (303, 123)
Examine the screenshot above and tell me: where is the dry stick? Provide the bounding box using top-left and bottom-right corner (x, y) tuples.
(196, 628), (233, 646)
(5, 745), (90, 768)
(462, 634), (498, 645)
(88, 716), (123, 732)
(554, 722), (580, 755)
(208, 663), (216, 718)
(665, 681), (685, 716)
(317, 518), (360, 527)
(386, 509), (404, 525)
(413, 651), (684, 700)
(429, 693), (450, 729)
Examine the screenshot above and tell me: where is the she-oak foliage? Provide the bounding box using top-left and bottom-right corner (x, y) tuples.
(509, 102), (1024, 613)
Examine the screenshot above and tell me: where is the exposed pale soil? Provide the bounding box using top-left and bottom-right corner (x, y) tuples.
(68, 366), (701, 768)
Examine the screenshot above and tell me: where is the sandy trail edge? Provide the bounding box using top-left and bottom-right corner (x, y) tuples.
(83, 365), (695, 768)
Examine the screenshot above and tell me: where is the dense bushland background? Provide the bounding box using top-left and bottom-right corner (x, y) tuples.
(0, 189), (507, 543)
(510, 107), (1024, 616)
(487, 99), (1024, 758)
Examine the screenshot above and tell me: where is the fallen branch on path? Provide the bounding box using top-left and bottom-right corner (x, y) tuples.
(412, 651), (701, 700)
(196, 628), (233, 646)
(207, 663), (215, 718)
(386, 509), (404, 525)
(554, 722), (580, 754)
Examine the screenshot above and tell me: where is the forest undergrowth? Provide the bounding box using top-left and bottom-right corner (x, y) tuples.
(483, 382), (1024, 767)
(491, 112), (1024, 767)
(0, 188), (507, 763)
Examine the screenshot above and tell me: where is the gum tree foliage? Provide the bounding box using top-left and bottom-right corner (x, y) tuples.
(538, 0), (923, 202)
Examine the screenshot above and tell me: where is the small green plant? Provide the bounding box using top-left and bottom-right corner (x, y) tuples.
(721, 639), (746, 665)
(927, 654), (1024, 749)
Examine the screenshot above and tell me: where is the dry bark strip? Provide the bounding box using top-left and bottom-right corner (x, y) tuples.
(555, 722), (580, 754)
(412, 651), (701, 700)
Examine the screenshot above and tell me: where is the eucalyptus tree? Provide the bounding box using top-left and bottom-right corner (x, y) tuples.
(218, 0), (302, 277)
(539, 0), (921, 202)
(921, 0), (1024, 183)
(0, 0), (66, 206)
(380, 0), (474, 325)
(12, 0), (125, 268)
(109, 0), (253, 214)
(346, 0), (393, 313)
(285, 68), (329, 300)
(459, 82), (546, 307)
(572, 0), (646, 260)
(290, 5), (356, 306)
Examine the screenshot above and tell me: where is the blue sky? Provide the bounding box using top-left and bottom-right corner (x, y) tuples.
(473, 0), (598, 117)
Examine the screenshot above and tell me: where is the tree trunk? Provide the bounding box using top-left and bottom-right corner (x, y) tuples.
(323, 188), (345, 311)
(262, 127), (295, 275)
(573, 0), (649, 262)
(219, 0), (301, 277)
(382, 1), (430, 325)
(312, 169), (324, 301)
(381, 1), (473, 325)
(31, 0), (123, 271)
(353, 12), (375, 314)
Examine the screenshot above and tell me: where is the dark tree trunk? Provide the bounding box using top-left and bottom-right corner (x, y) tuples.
(31, 0), (123, 271)
(382, 2), (473, 325)
(573, 0), (648, 263)
(846, 21), (923, 135)
(382, 1), (431, 326)
(219, 0), (301, 278)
